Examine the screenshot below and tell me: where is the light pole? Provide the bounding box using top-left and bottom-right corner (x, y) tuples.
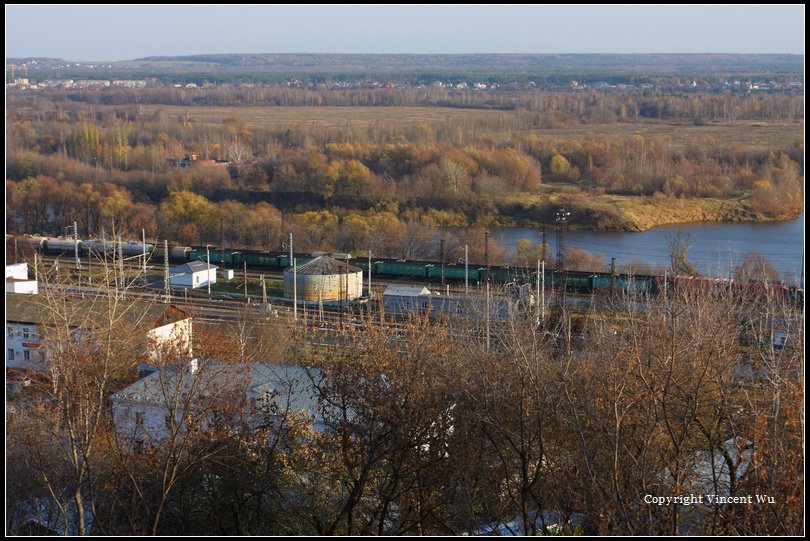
(555, 209), (570, 271)
(206, 245), (212, 295)
(556, 209), (571, 315)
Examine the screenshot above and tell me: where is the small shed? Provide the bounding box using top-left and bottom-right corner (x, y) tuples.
(169, 261), (217, 289)
(383, 284), (461, 317)
(5, 263), (37, 294)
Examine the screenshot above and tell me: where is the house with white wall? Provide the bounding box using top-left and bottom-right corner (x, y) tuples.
(5, 294), (192, 370)
(5, 263), (38, 294)
(169, 261), (217, 289)
(111, 360), (324, 451)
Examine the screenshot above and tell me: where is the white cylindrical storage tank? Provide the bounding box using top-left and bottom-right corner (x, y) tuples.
(283, 256), (363, 301)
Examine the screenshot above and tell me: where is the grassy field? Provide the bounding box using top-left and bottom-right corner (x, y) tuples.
(531, 119), (804, 152)
(126, 105), (803, 150)
(136, 105), (513, 128)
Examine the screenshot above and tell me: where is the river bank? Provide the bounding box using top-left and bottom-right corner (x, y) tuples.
(495, 192), (803, 232)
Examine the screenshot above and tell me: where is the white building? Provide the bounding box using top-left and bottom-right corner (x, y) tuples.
(5, 294), (192, 370)
(169, 261), (217, 289)
(5, 263), (38, 294)
(111, 360), (324, 451)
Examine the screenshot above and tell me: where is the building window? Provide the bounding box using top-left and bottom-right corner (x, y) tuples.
(133, 440), (144, 455)
(8, 349), (15, 361)
(135, 411), (145, 427)
(22, 329), (29, 339)
(261, 390), (278, 414)
(23, 350), (30, 362)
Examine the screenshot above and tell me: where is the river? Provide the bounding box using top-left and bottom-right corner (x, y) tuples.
(487, 213), (804, 282)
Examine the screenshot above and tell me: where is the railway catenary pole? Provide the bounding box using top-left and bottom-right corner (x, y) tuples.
(293, 257), (298, 321)
(484, 231), (489, 283)
(345, 253), (350, 318)
(485, 280), (491, 353)
(244, 261), (248, 302)
(142, 228), (147, 274)
(556, 209), (570, 312)
(338, 257), (345, 330)
(464, 244), (469, 294)
(440, 238), (445, 285)
(164, 240), (170, 303)
(206, 245), (212, 295)
(367, 250), (371, 300)
(262, 275), (267, 305)
(118, 235), (125, 294)
(74, 221), (80, 271)
(289, 233), (293, 265)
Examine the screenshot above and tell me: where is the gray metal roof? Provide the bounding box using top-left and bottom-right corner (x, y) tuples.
(112, 361), (325, 424)
(383, 284), (432, 297)
(171, 261), (217, 274)
(5, 293), (189, 329)
(291, 255), (361, 276)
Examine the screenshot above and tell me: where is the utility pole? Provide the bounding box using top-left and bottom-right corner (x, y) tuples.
(243, 261), (248, 301)
(556, 209), (570, 271)
(367, 250), (372, 299)
(610, 256), (616, 297)
(556, 209), (570, 312)
(485, 280), (491, 353)
(293, 257), (297, 321)
(541, 259), (545, 322)
(440, 238), (445, 285)
(536, 259), (541, 325)
(288, 233), (293, 265)
(319, 286), (324, 323)
(464, 244), (469, 294)
(542, 223), (547, 261)
(164, 240), (170, 303)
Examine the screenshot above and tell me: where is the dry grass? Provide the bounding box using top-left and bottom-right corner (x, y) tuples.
(138, 105), (803, 151)
(139, 105), (512, 128)
(528, 119), (804, 152)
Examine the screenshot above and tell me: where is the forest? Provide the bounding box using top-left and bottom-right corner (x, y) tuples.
(6, 86), (803, 269)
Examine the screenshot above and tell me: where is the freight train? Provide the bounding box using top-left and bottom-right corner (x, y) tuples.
(7, 234), (801, 302)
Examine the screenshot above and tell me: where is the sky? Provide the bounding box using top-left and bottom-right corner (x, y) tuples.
(5, 5), (805, 61)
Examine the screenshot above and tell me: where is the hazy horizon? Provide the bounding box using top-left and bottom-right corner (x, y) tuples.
(6, 5), (804, 61)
